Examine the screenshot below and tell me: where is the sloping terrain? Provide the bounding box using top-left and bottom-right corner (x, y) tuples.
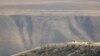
(0, 1), (100, 56)
(0, 16), (100, 56)
(13, 42), (100, 56)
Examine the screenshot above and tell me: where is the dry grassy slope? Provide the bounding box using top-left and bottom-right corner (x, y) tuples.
(13, 42), (100, 56)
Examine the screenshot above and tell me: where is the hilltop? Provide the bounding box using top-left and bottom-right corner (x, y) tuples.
(12, 42), (100, 56)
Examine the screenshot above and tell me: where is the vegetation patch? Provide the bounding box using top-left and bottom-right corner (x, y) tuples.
(13, 42), (100, 56)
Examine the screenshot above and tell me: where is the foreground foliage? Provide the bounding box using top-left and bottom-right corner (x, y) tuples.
(13, 42), (100, 56)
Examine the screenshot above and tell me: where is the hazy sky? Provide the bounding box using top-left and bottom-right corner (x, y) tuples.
(0, 0), (100, 4)
(0, 0), (100, 15)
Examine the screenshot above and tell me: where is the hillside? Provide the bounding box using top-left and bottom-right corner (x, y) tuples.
(0, 16), (100, 56)
(13, 42), (100, 56)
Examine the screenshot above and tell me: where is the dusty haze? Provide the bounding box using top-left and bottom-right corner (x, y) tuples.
(0, 0), (100, 56)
